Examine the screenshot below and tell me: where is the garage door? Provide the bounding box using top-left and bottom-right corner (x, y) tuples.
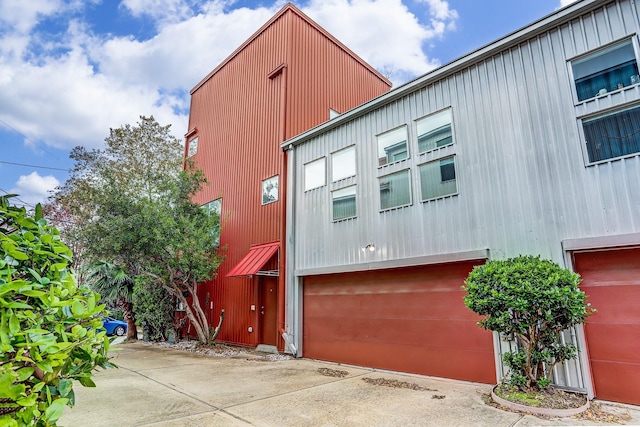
(573, 248), (640, 405)
(303, 261), (496, 384)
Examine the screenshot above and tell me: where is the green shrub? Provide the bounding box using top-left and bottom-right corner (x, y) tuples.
(0, 196), (112, 426)
(132, 276), (174, 341)
(463, 255), (594, 390)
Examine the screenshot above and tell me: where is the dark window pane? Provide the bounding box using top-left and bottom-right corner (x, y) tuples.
(583, 105), (640, 162)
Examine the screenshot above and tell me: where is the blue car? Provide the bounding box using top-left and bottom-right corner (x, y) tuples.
(103, 316), (127, 336)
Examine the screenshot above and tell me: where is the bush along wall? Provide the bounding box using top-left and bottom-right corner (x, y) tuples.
(463, 255), (594, 391)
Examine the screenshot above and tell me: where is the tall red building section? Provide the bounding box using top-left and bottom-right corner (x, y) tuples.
(185, 3), (390, 350)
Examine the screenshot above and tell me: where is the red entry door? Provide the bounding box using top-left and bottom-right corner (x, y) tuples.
(259, 277), (278, 346)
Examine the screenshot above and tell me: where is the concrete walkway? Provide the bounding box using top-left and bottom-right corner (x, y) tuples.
(60, 342), (640, 426)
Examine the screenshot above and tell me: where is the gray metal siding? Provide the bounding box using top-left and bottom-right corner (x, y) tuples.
(292, 0), (640, 272)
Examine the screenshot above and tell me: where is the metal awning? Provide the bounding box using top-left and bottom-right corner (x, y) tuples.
(226, 241), (280, 277)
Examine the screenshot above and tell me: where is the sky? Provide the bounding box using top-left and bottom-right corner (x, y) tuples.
(0, 0), (578, 208)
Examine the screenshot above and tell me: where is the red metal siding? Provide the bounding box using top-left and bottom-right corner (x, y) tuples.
(187, 5), (391, 348)
(573, 248), (640, 405)
(303, 262), (496, 384)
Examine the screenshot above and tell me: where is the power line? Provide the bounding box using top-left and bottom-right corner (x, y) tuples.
(0, 118), (66, 161)
(0, 160), (68, 172)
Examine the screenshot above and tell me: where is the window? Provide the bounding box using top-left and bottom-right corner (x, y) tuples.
(202, 198), (222, 247)
(262, 176), (278, 204)
(332, 186), (356, 221)
(332, 146), (356, 182)
(377, 126), (408, 166)
(416, 109), (453, 153)
(187, 136), (199, 157)
(572, 39), (640, 102)
(379, 169), (411, 210)
(419, 156), (457, 201)
(582, 104), (640, 163)
(304, 158), (326, 191)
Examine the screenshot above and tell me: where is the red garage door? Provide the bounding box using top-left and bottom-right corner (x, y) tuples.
(303, 261), (496, 384)
(573, 248), (640, 405)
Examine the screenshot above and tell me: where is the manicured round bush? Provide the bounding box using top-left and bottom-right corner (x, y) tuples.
(1, 196), (112, 426)
(463, 255), (594, 390)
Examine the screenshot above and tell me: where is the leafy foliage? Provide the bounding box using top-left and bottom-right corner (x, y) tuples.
(52, 116), (223, 344)
(463, 255), (594, 390)
(0, 195), (112, 426)
(83, 261), (136, 340)
(132, 276), (174, 341)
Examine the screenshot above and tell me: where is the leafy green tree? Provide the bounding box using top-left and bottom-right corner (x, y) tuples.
(463, 255), (594, 390)
(52, 116), (224, 344)
(83, 261), (136, 340)
(0, 195), (112, 426)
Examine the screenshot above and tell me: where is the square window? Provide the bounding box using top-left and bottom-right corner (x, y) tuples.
(379, 169), (411, 210)
(304, 157), (326, 191)
(416, 109), (453, 153)
(582, 104), (640, 163)
(187, 136), (199, 157)
(572, 39), (639, 102)
(377, 126), (408, 166)
(332, 146), (356, 182)
(332, 186), (356, 221)
(419, 156), (457, 201)
(262, 176), (278, 205)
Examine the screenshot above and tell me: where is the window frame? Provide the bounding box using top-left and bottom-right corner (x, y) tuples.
(569, 36), (640, 104)
(418, 155), (459, 202)
(261, 175), (279, 205)
(202, 198), (222, 247)
(331, 145), (356, 182)
(378, 168), (412, 212)
(376, 125), (409, 167)
(415, 108), (454, 154)
(331, 185), (357, 221)
(187, 136), (199, 157)
(578, 101), (640, 164)
(304, 157), (326, 191)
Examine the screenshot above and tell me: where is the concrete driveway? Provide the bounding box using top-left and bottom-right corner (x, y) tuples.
(59, 341), (639, 426)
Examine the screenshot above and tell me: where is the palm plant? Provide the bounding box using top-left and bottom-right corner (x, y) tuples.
(84, 260), (138, 340)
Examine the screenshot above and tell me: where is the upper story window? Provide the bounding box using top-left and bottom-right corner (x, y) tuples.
(202, 198), (222, 247)
(572, 39), (640, 102)
(304, 157), (326, 191)
(332, 185), (356, 221)
(379, 169), (412, 211)
(377, 126), (408, 166)
(582, 103), (640, 163)
(416, 109), (453, 153)
(332, 146), (356, 182)
(262, 175), (278, 205)
(187, 136), (199, 157)
(419, 156), (457, 201)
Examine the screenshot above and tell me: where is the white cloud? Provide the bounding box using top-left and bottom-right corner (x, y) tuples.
(10, 171), (60, 207)
(0, 0), (457, 155)
(303, 0), (458, 84)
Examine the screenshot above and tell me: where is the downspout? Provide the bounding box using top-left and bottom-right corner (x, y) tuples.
(277, 15), (291, 352)
(282, 142), (297, 355)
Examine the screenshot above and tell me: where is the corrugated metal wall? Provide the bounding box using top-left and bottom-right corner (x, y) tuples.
(187, 5), (390, 346)
(292, 0), (640, 272)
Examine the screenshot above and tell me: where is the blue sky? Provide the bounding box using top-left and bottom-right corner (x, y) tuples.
(0, 0), (576, 208)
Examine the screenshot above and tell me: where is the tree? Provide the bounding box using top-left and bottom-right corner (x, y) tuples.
(463, 255), (594, 391)
(0, 195), (112, 426)
(83, 261), (136, 340)
(52, 116), (224, 344)
(132, 276), (174, 341)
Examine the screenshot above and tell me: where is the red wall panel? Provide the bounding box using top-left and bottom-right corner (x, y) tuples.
(186, 5), (390, 347)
